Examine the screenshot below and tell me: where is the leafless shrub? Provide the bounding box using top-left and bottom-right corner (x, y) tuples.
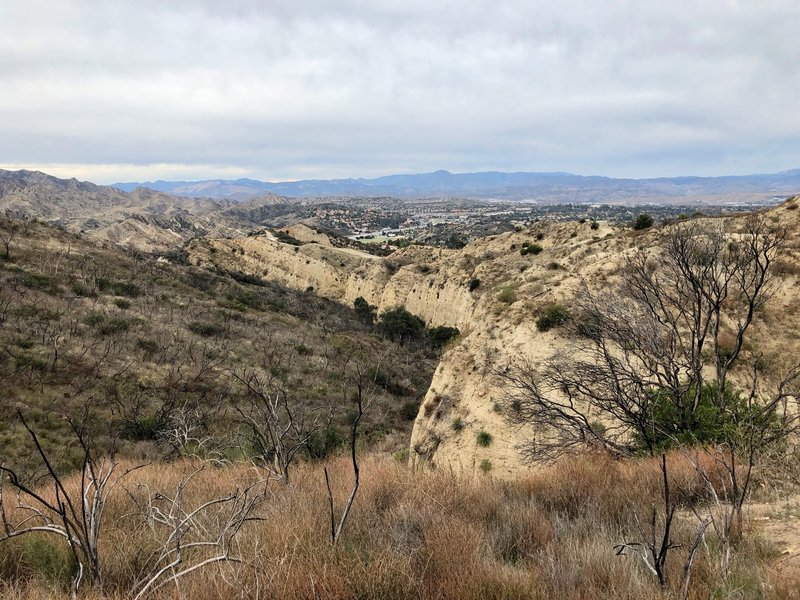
(0, 411), (139, 596)
(128, 468), (266, 599)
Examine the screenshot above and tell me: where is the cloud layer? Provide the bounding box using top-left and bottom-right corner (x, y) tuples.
(2, 0), (799, 183)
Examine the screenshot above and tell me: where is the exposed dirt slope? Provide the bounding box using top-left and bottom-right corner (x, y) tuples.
(187, 201), (800, 477)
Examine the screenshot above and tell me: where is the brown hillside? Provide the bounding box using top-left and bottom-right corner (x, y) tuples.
(187, 199), (800, 477)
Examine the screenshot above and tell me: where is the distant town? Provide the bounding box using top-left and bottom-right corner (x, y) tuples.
(295, 196), (788, 249)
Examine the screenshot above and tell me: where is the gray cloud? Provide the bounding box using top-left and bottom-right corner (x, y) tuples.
(1, 0), (799, 183)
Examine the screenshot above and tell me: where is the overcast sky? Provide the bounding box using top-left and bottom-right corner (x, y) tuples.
(1, 0), (799, 184)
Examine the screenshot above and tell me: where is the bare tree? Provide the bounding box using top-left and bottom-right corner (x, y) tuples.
(324, 362), (370, 545)
(232, 368), (319, 484)
(500, 215), (799, 589)
(0, 216), (19, 260)
(0, 411), (138, 596)
(615, 456), (679, 586)
(129, 468), (266, 600)
(501, 215), (798, 460)
(159, 402), (230, 465)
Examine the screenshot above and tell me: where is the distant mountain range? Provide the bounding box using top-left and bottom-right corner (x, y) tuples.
(113, 168), (800, 202)
(3, 166), (800, 252)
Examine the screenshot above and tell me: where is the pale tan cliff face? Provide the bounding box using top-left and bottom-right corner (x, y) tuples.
(186, 206), (800, 476)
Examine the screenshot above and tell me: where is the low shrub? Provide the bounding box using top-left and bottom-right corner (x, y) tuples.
(476, 430), (493, 447)
(187, 321), (223, 337)
(427, 326), (460, 349)
(498, 286), (517, 304)
(99, 317), (131, 335)
(520, 243), (543, 256)
(535, 304), (570, 332)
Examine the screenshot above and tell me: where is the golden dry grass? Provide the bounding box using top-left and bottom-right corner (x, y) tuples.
(1, 452), (795, 599)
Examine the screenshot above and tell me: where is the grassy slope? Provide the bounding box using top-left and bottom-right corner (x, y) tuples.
(0, 217), (436, 473)
(0, 454), (793, 599)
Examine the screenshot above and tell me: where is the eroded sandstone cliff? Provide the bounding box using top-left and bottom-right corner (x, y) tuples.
(186, 203), (800, 477)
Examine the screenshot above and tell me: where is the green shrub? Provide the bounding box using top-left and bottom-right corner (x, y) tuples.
(84, 311), (106, 327)
(498, 286), (517, 304)
(393, 447), (410, 462)
(14, 336), (34, 349)
(378, 306), (425, 345)
(451, 417), (464, 431)
(520, 243), (543, 256)
(427, 326), (460, 349)
(401, 401), (419, 421)
(354, 296), (376, 323)
(70, 282), (96, 297)
(468, 278), (481, 291)
(23, 537), (75, 583)
(535, 304), (570, 332)
(368, 367), (406, 395)
(304, 426), (344, 460)
(227, 269), (267, 287)
(590, 221), (600, 230)
(632, 213), (654, 230)
(476, 430), (493, 447)
(99, 317), (131, 335)
(187, 321), (223, 337)
(274, 230), (303, 246)
(137, 338), (159, 354)
(479, 459), (492, 473)
(635, 383), (780, 452)
(19, 273), (54, 291)
(230, 290), (264, 310)
(120, 416), (164, 441)
(98, 278), (141, 297)
(113, 298), (131, 309)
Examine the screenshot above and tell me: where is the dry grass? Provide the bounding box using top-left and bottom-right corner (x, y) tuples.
(0, 452), (792, 599)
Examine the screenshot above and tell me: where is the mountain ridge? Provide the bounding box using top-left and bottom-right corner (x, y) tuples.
(113, 168), (800, 202)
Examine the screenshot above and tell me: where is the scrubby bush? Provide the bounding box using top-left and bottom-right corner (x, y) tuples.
(520, 243), (543, 256)
(187, 321), (223, 337)
(84, 311), (106, 327)
(632, 213), (654, 230)
(354, 296), (376, 323)
(304, 425), (344, 459)
(468, 278), (480, 291)
(535, 304), (570, 332)
(401, 401), (420, 421)
(98, 317), (131, 335)
(378, 306), (425, 346)
(497, 285), (517, 304)
(427, 326), (460, 349)
(273, 230), (304, 245)
(97, 278), (141, 297)
(476, 430), (493, 447)
(635, 383), (779, 452)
